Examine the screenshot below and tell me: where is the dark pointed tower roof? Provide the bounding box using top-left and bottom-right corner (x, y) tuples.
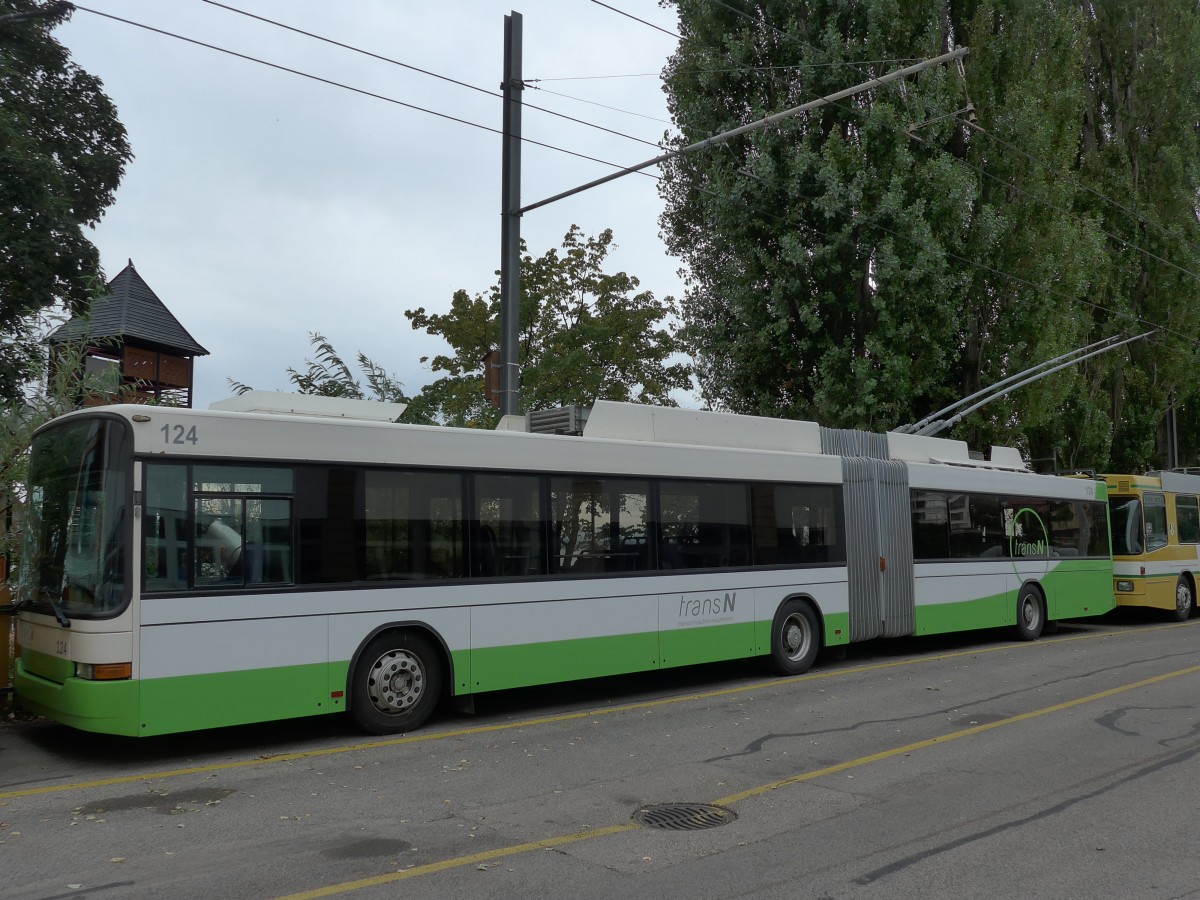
(48, 260), (209, 356)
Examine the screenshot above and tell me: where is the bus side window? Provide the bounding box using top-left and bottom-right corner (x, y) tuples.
(752, 483), (843, 565)
(143, 463), (189, 592)
(1177, 495), (1200, 544)
(296, 467), (361, 584)
(195, 499), (243, 586)
(1144, 493), (1168, 552)
(245, 498), (292, 584)
(550, 477), (649, 575)
(1047, 499), (1083, 557)
(911, 490), (950, 560)
(475, 474), (546, 578)
(658, 480), (749, 569)
(361, 469), (465, 581)
(192, 465), (295, 590)
(971, 495), (1006, 557)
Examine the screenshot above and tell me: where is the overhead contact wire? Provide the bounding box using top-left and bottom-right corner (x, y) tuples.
(72, 6), (662, 175)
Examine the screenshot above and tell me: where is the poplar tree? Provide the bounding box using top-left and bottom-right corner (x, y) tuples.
(1074, 0), (1200, 469)
(660, 0), (1200, 470)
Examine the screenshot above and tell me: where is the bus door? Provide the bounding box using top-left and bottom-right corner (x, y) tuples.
(842, 458), (915, 640)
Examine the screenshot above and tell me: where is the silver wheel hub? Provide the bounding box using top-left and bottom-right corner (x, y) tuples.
(1178, 583), (1192, 613)
(1022, 598), (1039, 628)
(367, 649), (425, 715)
(782, 615), (810, 661)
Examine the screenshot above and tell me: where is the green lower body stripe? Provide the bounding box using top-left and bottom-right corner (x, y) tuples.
(16, 564), (1115, 736)
(467, 622), (771, 694)
(138, 662), (344, 736)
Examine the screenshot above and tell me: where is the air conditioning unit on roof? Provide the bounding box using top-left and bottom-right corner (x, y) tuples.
(527, 405), (589, 435)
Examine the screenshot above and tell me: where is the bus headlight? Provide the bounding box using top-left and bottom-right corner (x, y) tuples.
(1116, 581), (1135, 592)
(76, 662), (132, 680)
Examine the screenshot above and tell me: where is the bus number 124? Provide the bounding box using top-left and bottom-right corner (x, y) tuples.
(161, 424), (199, 445)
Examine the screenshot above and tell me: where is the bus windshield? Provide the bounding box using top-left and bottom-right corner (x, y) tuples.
(20, 416), (130, 618)
(1108, 495), (1144, 556)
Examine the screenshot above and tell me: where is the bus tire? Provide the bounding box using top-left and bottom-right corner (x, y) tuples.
(1171, 576), (1194, 623)
(769, 599), (820, 675)
(1015, 584), (1044, 641)
(351, 631), (443, 735)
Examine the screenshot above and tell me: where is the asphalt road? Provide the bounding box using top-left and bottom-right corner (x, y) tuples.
(3, 609), (1200, 900)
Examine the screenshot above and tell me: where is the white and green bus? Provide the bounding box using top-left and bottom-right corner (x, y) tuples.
(13, 396), (1114, 737)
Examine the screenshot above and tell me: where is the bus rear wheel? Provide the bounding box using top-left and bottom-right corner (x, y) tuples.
(1171, 577), (1194, 623)
(769, 599), (820, 675)
(351, 632), (443, 734)
(1015, 585), (1044, 641)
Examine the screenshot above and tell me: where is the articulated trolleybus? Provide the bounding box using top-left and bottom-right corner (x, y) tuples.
(14, 394), (1114, 737)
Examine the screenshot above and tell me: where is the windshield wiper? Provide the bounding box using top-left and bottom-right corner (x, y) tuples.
(37, 588), (72, 628)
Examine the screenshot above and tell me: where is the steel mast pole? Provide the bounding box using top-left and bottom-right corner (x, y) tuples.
(498, 11), (523, 418)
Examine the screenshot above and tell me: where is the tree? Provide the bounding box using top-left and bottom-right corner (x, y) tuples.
(1073, 0), (1200, 469)
(659, 0), (1200, 470)
(946, 0), (1109, 469)
(1, 303), (112, 599)
(404, 225), (692, 428)
(0, 1), (132, 404)
(246, 228), (691, 429)
(231, 332), (413, 410)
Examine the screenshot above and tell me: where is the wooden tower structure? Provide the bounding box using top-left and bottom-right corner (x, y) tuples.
(47, 260), (209, 407)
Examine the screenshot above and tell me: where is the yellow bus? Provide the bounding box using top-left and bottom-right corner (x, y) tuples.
(1103, 471), (1200, 621)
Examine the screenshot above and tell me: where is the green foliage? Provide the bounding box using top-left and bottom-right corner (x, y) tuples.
(249, 229), (691, 429)
(1, 303), (114, 579)
(1073, 0), (1200, 469)
(230, 332), (416, 413)
(0, 1), (132, 404)
(663, 0), (986, 430)
(404, 226), (693, 428)
(660, 0), (1200, 470)
(402, 287), (495, 427)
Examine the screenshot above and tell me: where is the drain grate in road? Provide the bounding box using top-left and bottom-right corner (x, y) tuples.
(633, 803), (736, 831)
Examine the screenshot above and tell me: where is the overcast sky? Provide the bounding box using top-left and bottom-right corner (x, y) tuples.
(57, 1), (688, 409)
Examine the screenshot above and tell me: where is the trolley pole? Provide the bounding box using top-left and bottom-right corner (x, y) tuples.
(498, 11), (523, 419)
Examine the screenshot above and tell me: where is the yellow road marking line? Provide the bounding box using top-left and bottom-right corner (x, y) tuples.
(272, 658), (1200, 899)
(274, 824), (641, 900)
(715, 662), (1200, 805)
(0, 622), (1182, 801)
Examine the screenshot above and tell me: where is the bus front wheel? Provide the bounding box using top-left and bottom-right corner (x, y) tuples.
(1015, 585), (1044, 641)
(769, 599), (820, 675)
(1171, 577), (1194, 623)
(351, 632), (443, 734)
